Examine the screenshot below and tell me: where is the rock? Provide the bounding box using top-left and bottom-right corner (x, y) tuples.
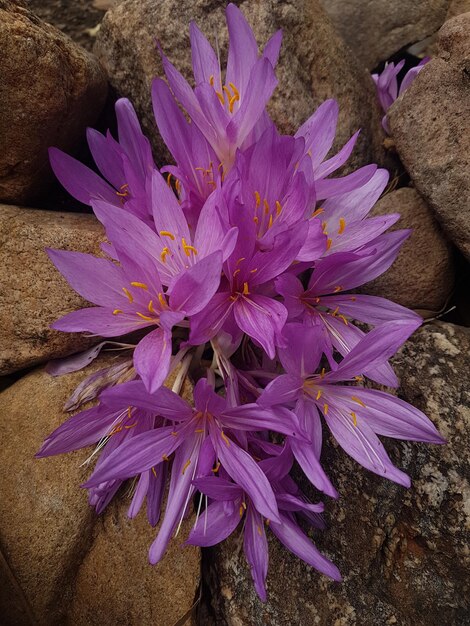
(202, 322), (470, 626)
(68, 499), (200, 626)
(24, 0), (121, 51)
(0, 0), (108, 203)
(0, 205), (105, 375)
(359, 187), (455, 315)
(388, 13), (470, 260)
(0, 356), (200, 626)
(319, 0), (450, 70)
(94, 0), (388, 172)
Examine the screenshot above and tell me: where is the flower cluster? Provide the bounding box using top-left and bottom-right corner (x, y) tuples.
(38, 5), (443, 600)
(372, 57), (429, 133)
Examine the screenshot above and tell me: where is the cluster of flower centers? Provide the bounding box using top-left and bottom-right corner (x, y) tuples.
(209, 76), (240, 113)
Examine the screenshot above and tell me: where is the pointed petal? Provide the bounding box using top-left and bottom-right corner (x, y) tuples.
(244, 506), (269, 602)
(134, 327), (172, 394)
(187, 500), (241, 547)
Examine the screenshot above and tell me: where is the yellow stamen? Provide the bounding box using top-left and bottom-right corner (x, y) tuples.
(215, 90), (225, 105)
(209, 75), (214, 86)
(162, 454), (170, 462)
(148, 300), (155, 313)
(323, 403), (329, 415)
(211, 462), (220, 474)
(268, 214), (273, 229)
(314, 297), (321, 304)
(253, 216), (259, 224)
(122, 287), (133, 303)
(127, 407), (132, 420)
(240, 505), (244, 517)
(351, 396), (366, 408)
(151, 467), (157, 477)
(228, 94), (238, 113)
(236, 257), (246, 266)
(311, 207), (324, 218)
(257, 525), (262, 536)
(166, 172), (172, 186)
(354, 376), (364, 382)
(136, 312), (154, 321)
(263, 199), (270, 214)
(182, 237), (198, 257)
(320, 367), (326, 378)
(242, 501), (247, 510)
(332, 307), (339, 316)
(130, 282), (148, 290)
(351, 412), (357, 427)
(275, 200), (282, 215)
(333, 285), (343, 293)
(250, 268), (258, 274)
(233, 268), (241, 277)
(112, 309), (123, 315)
(176, 179), (182, 193)
(182, 459), (191, 474)
(125, 421), (138, 429)
(326, 238), (332, 251)
(194, 428), (204, 433)
(242, 282), (250, 296)
(171, 431), (179, 437)
(321, 220), (328, 233)
(160, 247), (169, 263)
(222, 85), (231, 99)
(316, 389), (322, 400)
(254, 191), (261, 208)
(157, 293), (167, 309)
(221, 431), (231, 447)
(229, 82), (239, 99)
(115, 190), (128, 197)
(339, 314), (349, 325)
(159, 230), (175, 240)
(338, 217), (346, 234)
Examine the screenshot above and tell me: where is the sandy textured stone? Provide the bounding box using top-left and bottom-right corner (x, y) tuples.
(359, 187), (455, 314)
(0, 0), (107, 203)
(69, 499), (200, 626)
(320, 0), (449, 70)
(388, 13), (470, 259)
(0, 205), (105, 375)
(94, 0), (388, 172)
(202, 323), (470, 626)
(0, 360), (104, 626)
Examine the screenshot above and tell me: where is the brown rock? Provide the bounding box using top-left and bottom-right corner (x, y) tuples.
(0, 0), (108, 203)
(202, 323), (470, 626)
(94, 0), (388, 172)
(0, 360), (102, 625)
(388, 13), (470, 259)
(0, 356), (201, 625)
(0, 205), (105, 375)
(359, 187), (455, 314)
(69, 499), (200, 626)
(319, 0), (450, 70)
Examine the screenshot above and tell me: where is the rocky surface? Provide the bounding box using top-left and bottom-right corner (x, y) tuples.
(0, 0), (108, 203)
(202, 322), (470, 626)
(24, 0), (118, 51)
(94, 0), (388, 172)
(360, 187), (455, 315)
(320, 0), (450, 70)
(0, 205), (105, 375)
(0, 357), (200, 626)
(388, 13), (470, 260)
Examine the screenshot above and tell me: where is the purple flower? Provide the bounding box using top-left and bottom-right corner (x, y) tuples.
(47, 184), (228, 392)
(50, 98), (156, 220)
(188, 440), (340, 601)
(372, 58), (429, 132)
(259, 322), (444, 494)
(82, 377), (307, 563)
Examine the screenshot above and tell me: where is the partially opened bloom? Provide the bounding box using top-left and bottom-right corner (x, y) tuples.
(259, 322), (444, 494)
(372, 58), (429, 132)
(50, 98), (156, 220)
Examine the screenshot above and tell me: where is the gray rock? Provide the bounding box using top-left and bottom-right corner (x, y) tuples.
(202, 322), (470, 626)
(388, 13), (470, 259)
(0, 0), (108, 203)
(320, 0), (450, 70)
(0, 205), (105, 375)
(94, 0), (388, 172)
(359, 187), (455, 315)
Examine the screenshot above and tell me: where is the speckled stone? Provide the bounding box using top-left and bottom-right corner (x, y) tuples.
(0, 205), (105, 375)
(94, 0), (388, 172)
(202, 323), (470, 626)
